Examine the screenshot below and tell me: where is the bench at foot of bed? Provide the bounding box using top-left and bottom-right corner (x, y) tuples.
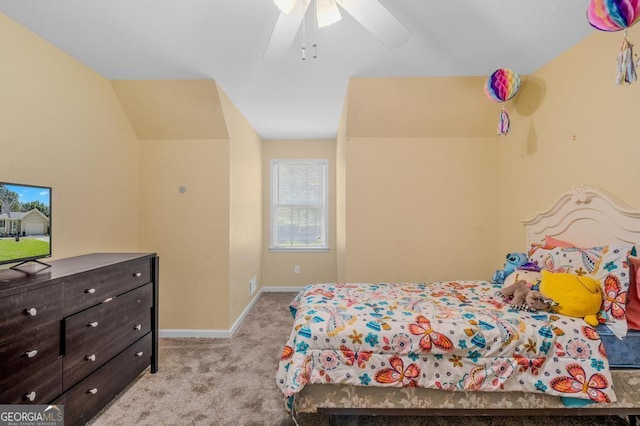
(317, 408), (639, 426)
(294, 370), (640, 426)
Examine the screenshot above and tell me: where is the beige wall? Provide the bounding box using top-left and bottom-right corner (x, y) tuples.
(343, 137), (500, 282)
(262, 139), (337, 287)
(499, 25), (640, 253)
(114, 80), (236, 330)
(111, 80), (228, 140)
(336, 98), (348, 282)
(0, 12), (140, 261)
(341, 76), (502, 283)
(346, 77), (499, 138)
(138, 139), (231, 329)
(115, 79), (264, 331)
(219, 86), (263, 324)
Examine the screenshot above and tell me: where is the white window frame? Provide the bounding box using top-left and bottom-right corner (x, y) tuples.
(270, 158), (329, 252)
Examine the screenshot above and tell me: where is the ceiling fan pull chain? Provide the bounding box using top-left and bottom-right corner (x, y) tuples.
(301, 0), (319, 60)
(312, 0), (319, 59)
(301, 0), (307, 60)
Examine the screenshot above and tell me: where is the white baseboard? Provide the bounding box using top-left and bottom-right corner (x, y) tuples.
(262, 286), (304, 292)
(227, 287), (264, 335)
(159, 288), (264, 338)
(159, 329), (234, 338)
(158, 286), (303, 339)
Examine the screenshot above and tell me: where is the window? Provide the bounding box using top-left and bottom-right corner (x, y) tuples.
(270, 159), (328, 251)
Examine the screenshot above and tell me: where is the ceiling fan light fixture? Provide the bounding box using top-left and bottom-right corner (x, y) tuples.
(316, 0), (342, 28)
(274, 0), (298, 14)
(264, 0), (410, 60)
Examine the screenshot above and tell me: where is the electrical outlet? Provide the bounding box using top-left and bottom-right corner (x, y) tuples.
(294, 265), (301, 274)
(249, 276), (257, 294)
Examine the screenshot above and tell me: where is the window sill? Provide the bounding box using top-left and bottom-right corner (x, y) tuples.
(269, 247), (330, 253)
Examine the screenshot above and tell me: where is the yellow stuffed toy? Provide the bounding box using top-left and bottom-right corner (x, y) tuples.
(539, 270), (603, 326)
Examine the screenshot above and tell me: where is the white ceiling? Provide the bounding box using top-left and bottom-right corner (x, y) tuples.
(0, 0), (594, 139)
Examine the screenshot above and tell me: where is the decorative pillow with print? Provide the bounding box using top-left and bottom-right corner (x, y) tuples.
(528, 243), (636, 339)
(627, 256), (640, 331)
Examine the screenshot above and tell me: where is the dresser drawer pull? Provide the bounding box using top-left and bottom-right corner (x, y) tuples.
(85, 354), (96, 362)
(133, 272), (142, 277)
(85, 288), (96, 294)
(135, 351), (144, 357)
(24, 391), (36, 402)
(134, 324), (142, 331)
(87, 388), (98, 395)
(24, 308), (37, 316)
(24, 350), (38, 358)
(87, 321), (99, 328)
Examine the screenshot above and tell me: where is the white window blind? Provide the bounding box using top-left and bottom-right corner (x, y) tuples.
(270, 159), (328, 251)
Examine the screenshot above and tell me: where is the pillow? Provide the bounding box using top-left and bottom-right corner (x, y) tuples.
(539, 270), (602, 326)
(529, 243), (636, 338)
(544, 235), (576, 248)
(627, 256), (640, 330)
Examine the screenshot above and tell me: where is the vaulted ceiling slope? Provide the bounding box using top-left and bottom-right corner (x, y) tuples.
(0, 1), (594, 139)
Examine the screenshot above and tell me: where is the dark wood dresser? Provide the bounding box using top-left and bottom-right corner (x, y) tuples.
(0, 253), (159, 425)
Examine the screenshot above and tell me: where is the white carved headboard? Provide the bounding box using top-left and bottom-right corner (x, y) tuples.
(522, 184), (640, 248)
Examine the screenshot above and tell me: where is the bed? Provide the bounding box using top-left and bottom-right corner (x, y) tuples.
(276, 184), (640, 423)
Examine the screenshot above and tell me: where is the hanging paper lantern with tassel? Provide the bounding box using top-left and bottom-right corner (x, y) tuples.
(587, 0), (640, 84)
(484, 68), (521, 137)
(616, 33), (637, 83)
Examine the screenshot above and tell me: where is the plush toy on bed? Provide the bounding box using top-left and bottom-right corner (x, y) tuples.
(502, 265), (542, 287)
(491, 252), (528, 284)
(498, 279), (557, 312)
(539, 270), (603, 326)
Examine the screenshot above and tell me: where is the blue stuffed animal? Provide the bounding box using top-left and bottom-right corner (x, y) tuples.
(492, 252), (528, 284)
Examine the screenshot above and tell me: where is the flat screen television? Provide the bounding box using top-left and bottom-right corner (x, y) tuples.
(0, 182), (52, 273)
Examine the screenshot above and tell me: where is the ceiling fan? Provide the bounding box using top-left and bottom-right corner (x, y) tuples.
(263, 0), (411, 60)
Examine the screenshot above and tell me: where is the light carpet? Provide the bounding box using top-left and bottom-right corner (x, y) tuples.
(88, 292), (631, 426)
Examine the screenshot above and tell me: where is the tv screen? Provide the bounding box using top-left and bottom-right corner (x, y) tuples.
(0, 182), (51, 266)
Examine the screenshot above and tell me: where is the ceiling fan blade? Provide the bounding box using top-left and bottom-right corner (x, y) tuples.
(317, 0), (342, 28)
(274, 0), (298, 14)
(263, 0), (310, 60)
(338, 0), (411, 48)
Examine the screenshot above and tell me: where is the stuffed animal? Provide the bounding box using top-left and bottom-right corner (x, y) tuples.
(492, 252), (528, 284)
(498, 279), (557, 312)
(503, 269), (541, 289)
(539, 270), (603, 326)
(525, 290), (558, 312)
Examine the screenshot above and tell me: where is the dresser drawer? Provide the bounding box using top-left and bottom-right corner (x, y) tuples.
(63, 284), (152, 388)
(63, 258), (151, 315)
(0, 357), (62, 404)
(0, 283), (63, 343)
(63, 310), (150, 389)
(131, 331), (152, 376)
(64, 334), (151, 426)
(0, 322), (60, 390)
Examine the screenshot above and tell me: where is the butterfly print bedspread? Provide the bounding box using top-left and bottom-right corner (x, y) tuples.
(276, 282), (616, 406)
